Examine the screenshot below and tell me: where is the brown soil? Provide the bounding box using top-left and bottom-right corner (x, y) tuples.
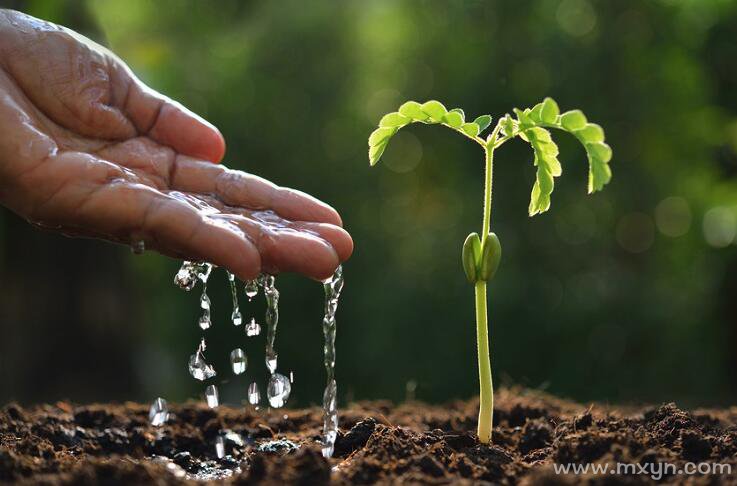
(1, 388), (736, 485)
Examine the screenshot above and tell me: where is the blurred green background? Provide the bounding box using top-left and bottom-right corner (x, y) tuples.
(1, 0), (737, 410)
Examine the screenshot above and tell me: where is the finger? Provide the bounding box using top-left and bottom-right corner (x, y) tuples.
(216, 213), (341, 280)
(29, 157), (261, 279)
(103, 186), (261, 280)
(290, 222), (354, 263)
(113, 66), (226, 163)
(171, 157), (344, 227)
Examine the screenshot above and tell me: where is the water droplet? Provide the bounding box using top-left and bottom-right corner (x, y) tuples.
(215, 435), (225, 459)
(196, 263), (213, 283)
(148, 397), (169, 426)
(200, 294), (211, 310)
(174, 262), (198, 291)
(245, 318), (261, 336)
(230, 348), (247, 375)
(189, 347), (216, 381)
(265, 352), (278, 375)
(289, 371), (294, 383)
(205, 385), (219, 408)
(267, 373), (291, 408)
(247, 382), (260, 406)
(227, 271), (242, 326)
(131, 240), (145, 254)
(244, 279), (258, 301)
(257, 438), (300, 453)
(198, 280), (212, 330)
(223, 431), (244, 447)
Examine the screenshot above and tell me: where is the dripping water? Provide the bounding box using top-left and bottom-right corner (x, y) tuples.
(227, 272), (242, 326)
(198, 265), (213, 330)
(205, 384), (219, 408)
(189, 337), (216, 381)
(148, 397), (169, 426)
(244, 279), (258, 301)
(230, 348), (247, 375)
(248, 382), (261, 408)
(262, 275), (279, 375)
(267, 373), (291, 408)
(245, 317), (261, 337)
(321, 265), (344, 458)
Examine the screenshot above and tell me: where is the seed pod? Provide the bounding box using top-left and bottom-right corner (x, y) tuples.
(462, 232), (482, 283)
(479, 233), (502, 281)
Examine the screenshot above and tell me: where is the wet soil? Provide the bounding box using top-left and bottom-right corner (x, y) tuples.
(2, 387), (736, 485)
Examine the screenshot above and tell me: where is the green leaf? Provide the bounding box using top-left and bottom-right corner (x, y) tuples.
(522, 126), (561, 215)
(526, 126), (553, 144)
(559, 110), (587, 130)
(443, 111), (464, 128)
(369, 140), (388, 166)
(587, 155), (612, 193)
(576, 123), (605, 143)
(461, 122), (480, 137)
(536, 163), (554, 193)
(479, 233), (502, 281)
(528, 103), (544, 123)
(584, 142), (613, 193)
(421, 100), (447, 121)
(398, 101), (429, 121)
(513, 108), (534, 128)
(368, 127), (396, 147)
(529, 180), (551, 216)
(379, 112), (411, 128)
(474, 115), (492, 133)
(585, 142), (613, 163)
(541, 97), (560, 123)
(501, 115), (516, 137)
(462, 232), (482, 284)
(450, 108), (465, 118)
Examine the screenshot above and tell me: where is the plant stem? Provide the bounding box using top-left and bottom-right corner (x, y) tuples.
(475, 280), (493, 442)
(482, 147), (494, 237)
(476, 146), (495, 443)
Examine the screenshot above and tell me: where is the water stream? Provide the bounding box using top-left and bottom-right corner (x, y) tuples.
(227, 272), (242, 326)
(321, 265), (344, 458)
(170, 261), (345, 460)
(261, 275), (279, 374)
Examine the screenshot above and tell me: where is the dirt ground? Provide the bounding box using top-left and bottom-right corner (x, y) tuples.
(1, 387), (736, 485)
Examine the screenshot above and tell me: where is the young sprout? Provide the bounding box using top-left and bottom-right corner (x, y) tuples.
(368, 98), (612, 443)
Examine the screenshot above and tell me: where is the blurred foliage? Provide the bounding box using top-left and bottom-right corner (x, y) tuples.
(2, 0), (737, 409)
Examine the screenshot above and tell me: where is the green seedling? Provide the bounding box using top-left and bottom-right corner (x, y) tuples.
(368, 98), (612, 443)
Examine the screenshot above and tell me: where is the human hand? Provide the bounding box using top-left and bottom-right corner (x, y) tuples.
(0, 10), (352, 281)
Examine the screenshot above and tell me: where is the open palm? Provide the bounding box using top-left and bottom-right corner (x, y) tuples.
(0, 10), (352, 281)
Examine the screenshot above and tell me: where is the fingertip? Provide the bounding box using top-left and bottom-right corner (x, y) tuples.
(278, 188), (344, 227)
(210, 227), (262, 280)
(334, 225), (353, 261)
(310, 251), (342, 281)
(327, 206), (343, 228)
(305, 223), (353, 262)
(151, 103), (226, 163)
(199, 121), (226, 163)
(232, 262), (261, 282)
